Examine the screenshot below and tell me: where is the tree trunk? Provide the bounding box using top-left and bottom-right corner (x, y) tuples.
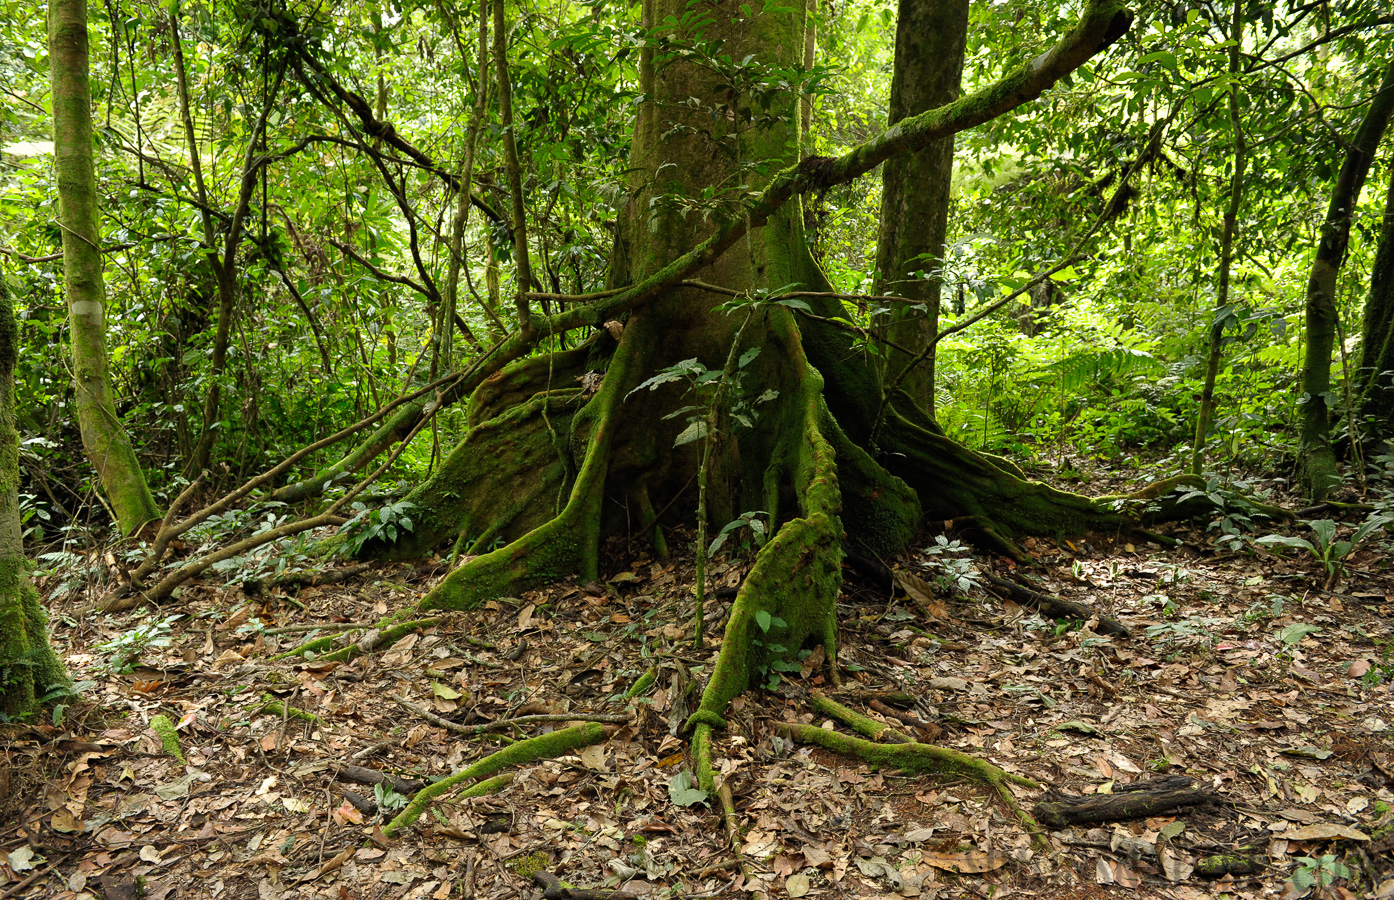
(0, 278), (69, 720)
(872, 0), (969, 413)
(1297, 57), (1394, 500)
(329, 0), (1135, 795)
(49, 0), (160, 535)
(1357, 160), (1394, 432)
(1191, 0), (1245, 477)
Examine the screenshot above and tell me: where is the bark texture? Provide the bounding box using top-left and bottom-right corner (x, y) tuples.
(1358, 163), (1394, 430)
(1297, 58), (1394, 500)
(49, 0), (160, 535)
(0, 278), (70, 719)
(872, 0), (969, 412)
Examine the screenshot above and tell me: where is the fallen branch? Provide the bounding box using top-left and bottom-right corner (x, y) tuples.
(984, 573), (1130, 638)
(334, 763), (428, 795)
(392, 695), (629, 735)
(382, 725), (606, 837)
(1032, 775), (1217, 829)
(533, 871), (637, 900)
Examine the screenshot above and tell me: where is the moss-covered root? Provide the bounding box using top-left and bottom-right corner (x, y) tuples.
(258, 694), (323, 724)
(149, 714), (187, 765)
(777, 722), (1046, 846)
(417, 329), (639, 612)
(810, 693), (913, 744)
(624, 665), (658, 701)
(382, 723), (607, 838)
(274, 615), (440, 663)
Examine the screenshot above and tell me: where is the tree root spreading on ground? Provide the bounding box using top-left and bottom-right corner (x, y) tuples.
(382, 723), (607, 837)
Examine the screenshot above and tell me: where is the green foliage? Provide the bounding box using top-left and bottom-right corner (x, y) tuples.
(373, 782), (409, 812)
(339, 500), (416, 557)
(94, 614), (182, 674)
(667, 769), (710, 807)
(1289, 854), (1348, 893)
(918, 536), (980, 594)
(1254, 515), (1393, 579)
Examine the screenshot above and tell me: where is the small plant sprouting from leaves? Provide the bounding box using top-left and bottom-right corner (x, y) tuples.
(94, 614), (183, 674)
(1288, 854), (1348, 895)
(918, 536), (981, 594)
(1253, 514), (1393, 586)
(709, 510), (769, 557)
(373, 782), (409, 812)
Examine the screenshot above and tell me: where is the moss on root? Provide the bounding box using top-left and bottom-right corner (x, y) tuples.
(777, 721), (1045, 843)
(383, 724), (605, 837)
(369, 391), (580, 560)
(149, 714), (187, 764)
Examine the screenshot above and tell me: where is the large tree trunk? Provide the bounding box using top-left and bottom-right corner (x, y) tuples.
(328, 0), (1135, 797)
(0, 278), (69, 720)
(1297, 57), (1394, 500)
(872, 0), (969, 413)
(49, 0), (160, 535)
(1357, 161), (1394, 432)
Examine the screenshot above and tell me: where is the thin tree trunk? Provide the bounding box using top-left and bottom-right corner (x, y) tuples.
(441, 0), (496, 370)
(1357, 158), (1394, 431)
(0, 273), (69, 719)
(1190, 0), (1246, 476)
(49, 0), (160, 535)
(187, 52), (288, 475)
(1297, 57), (1394, 499)
(493, 0), (533, 324)
(872, 0), (969, 414)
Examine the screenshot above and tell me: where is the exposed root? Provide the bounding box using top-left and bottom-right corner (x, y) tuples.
(274, 614), (441, 662)
(776, 721), (1047, 847)
(382, 723), (607, 838)
(809, 693), (913, 744)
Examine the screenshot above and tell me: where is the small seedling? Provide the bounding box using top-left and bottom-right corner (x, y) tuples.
(1289, 854), (1348, 895)
(94, 614), (183, 673)
(1254, 515), (1392, 586)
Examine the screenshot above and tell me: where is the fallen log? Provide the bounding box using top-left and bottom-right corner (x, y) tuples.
(1033, 775), (1217, 829)
(985, 573), (1130, 638)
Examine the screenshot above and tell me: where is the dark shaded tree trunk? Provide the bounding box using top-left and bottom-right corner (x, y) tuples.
(1357, 162), (1394, 431)
(872, 0), (970, 413)
(1297, 58), (1394, 500)
(0, 277), (69, 719)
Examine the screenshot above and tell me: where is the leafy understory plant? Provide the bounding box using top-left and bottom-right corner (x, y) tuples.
(918, 536), (981, 594)
(339, 500), (416, 557)
(94, 614), (183, 673)
(1289, 853), (1348, 896)
(1253, 515), (1393, 587)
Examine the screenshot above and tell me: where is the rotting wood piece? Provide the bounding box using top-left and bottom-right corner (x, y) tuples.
(533, 870), (638, 900)
(1033, 775), (1217, 829)
(985, 573), (1130, 638)
(1195, 853), (1265, 878)
(334, 763), (428, 795)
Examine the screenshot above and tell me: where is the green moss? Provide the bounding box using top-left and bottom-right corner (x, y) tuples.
(383, 724), (605, 837)
(810, 694), (912, 744)
(375, 391), (582, 560)
(257, 694), (323, 724)
(149, 714), (187, 764)
(509, 852), (550, 879)
(624, 665), (658, 700)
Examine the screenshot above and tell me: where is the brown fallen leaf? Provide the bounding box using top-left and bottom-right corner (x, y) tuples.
(1288, 823), (1369, 842)
(922, 848), (1007, 874)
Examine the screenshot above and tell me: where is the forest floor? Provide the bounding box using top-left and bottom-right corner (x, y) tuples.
(4, 459), (1394, 900)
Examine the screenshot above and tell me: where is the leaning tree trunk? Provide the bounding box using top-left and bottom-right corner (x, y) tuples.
(1357, 160), (1394, 432)
(872, 0), (969, 413)
(0, 277), (70, 719)
(1297, 57), (1394, 501)
(49, 0), (160, 535)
